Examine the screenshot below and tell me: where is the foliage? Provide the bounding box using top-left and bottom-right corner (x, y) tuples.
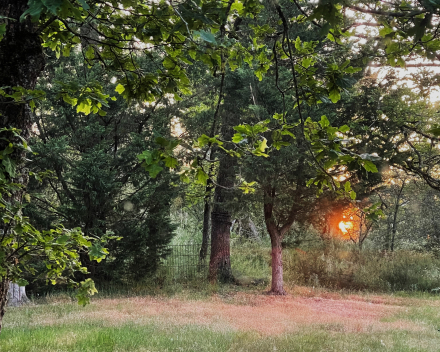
(0, 128), (107, 304)
(284, 244), (440, 293)
(25, 53), (177, 285)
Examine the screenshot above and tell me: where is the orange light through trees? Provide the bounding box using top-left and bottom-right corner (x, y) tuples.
(339, 221), (353, 234)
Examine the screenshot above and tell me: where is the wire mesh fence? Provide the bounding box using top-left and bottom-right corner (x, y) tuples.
(160, 242), (210, 280)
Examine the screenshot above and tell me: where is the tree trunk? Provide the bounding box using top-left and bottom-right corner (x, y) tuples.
(0, 0), (46, 331)
(264, 187), (287, 295)
(248, 217), (261, 242)
(208, 92), (237, 283)
(209, 210), (234, 282)
(0, 278), (9, 334)
(263, 184), (302, 295)
(390, 182), (405, 252)
(0, 0), (44, 130)
(7, 283), (29, 307)
(209, 142), (235, 283)
(200, 197), (211, 261)
(200, 162), (215, 261)
(269, 232), (286, 295)
(385, 215), (392, 251)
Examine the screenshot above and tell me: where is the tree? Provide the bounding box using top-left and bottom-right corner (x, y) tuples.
(0, 129), (107, 333)
(0, 1), (106, 332)
(24, 52), (177, 284)
(0, 0), (240, 330)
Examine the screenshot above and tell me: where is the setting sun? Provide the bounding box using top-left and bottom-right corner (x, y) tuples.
(339, 221), (353, 234)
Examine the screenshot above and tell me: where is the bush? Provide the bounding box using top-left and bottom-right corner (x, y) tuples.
(283, 241), (440, 292)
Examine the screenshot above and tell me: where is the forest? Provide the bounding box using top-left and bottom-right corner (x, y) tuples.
(2, 0), (440, 350)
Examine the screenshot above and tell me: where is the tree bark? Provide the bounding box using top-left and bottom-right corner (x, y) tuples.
(0, 0), (45, 331)
(208, 86), (237, 283)
(7, 283), (29, 307)
(263, 181), (304, 295)
(390, 183), (405, 252)
(200, 163), (215, 261)
(270, 232), (285, 295)
(264, 187), (287, 295)
(209, 151), (235, 282)
(200, 195), (212, 261)
(209, 210), (234, 282)
(0, 278), (9, 334)
(248, 217), (261, 242)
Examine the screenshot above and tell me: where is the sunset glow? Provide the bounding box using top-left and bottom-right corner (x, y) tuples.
(339, 221), (353, 234)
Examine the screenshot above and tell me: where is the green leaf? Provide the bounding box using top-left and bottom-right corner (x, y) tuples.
(339, 125), (349, 133)
(76, 279), (98, 306)
(77, 0), (90, 10)
(329, 88), (341, 103)
(115, 84), (125, 95)
(76, 100), (92, 115)
(349, 190), (356, 200)
(319, 115), (330, 128)
(253, 138), (268, 156)
(194, 30), (217, 44)
(145, 163), (163, 178)
(344, 181), (351, 192)
(42, 0), (64, 15)
(301, 57), (313, 68)
(196, 168), (209, 185)
(362, 160), (378, 173)
(2, 156), (16, 177)
(272, 113), (283, 120)
(56, 234), (69, 244)
(344, 66), (362, 74)
(15, 278), (29, 286)
(180, 172), (190, 183)
(0, 24), (6, 41)
(231, 1), (244, 13)
(155, 137), (169, 147)
(163, 57), (176, 70)
(20, 0), (45, 20)
(259, 138), (267, 152)
(89, 243), (108, 262)
(62, 94), (78, 106)
(379, 27), (394, 37)
(232, 133), (244, 143)
(137, 150), (153, 164)
(164, 156), (178, 169)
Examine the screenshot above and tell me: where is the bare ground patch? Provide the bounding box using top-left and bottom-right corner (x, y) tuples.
(23, 290), (430, 336)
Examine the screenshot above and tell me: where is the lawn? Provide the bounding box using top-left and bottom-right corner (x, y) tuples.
(1, 287), (440, 352)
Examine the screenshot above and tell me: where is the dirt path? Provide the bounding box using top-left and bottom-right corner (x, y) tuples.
(33, 289), (427, 336)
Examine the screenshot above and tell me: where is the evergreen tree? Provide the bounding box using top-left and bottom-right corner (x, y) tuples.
(26, 52), (177, 284)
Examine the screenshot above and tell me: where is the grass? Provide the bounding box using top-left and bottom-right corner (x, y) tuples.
(3, 323), (437, 352)
(2, 288), (440, 352)
(5, 242), (440, 351)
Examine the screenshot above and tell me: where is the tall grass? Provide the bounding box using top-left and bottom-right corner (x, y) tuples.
(283, 241), (440, 292)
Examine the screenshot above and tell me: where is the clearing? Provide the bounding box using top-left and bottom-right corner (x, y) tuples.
(1, 287), (440, 351)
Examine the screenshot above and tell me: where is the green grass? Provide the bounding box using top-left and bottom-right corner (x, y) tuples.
(2, 318), (439, 352)
(2, 292), (440, 352)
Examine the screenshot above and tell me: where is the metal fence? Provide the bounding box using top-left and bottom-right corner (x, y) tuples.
(160, 242), (210, 279)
